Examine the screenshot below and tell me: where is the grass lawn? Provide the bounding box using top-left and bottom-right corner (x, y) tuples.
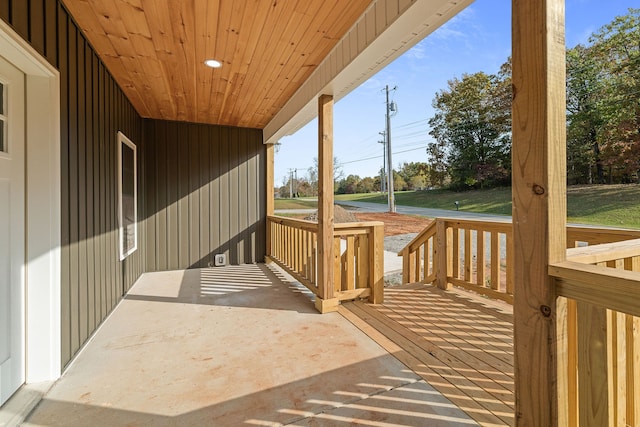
(274, 198), (318, 210)
(335, 184), (640, 229)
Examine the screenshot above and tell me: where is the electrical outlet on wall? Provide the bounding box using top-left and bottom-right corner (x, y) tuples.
(214, 254), (226, 267)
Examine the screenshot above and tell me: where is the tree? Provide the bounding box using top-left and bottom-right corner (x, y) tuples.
(357, 177), (376, 193)
(410, 175), (426, 190)
(307, 156), (345, 195)
(393, 171), (407, 192)
(589, 8), (640, 182)
(398, 162), (429, 189)
(336, 174), (360, 194)
(426, 139), (448, 187)
(566, 44), (604, 184)
(428, 61), (512, 189)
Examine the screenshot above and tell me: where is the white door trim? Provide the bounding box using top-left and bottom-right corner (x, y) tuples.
(0, 20), (61, 382)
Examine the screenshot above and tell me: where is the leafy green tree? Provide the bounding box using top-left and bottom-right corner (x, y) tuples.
(398, 162), (429, 189)
(336, 174), (361, 194)
(393, 171), (407, 191)
(410, 175), (426, 190)
(357, 177), (376, 193)
(566, 44), (604, 183)
(426, 139), (448, 187)
(589, 8), (640, 182)
(428, 61), (512, 189)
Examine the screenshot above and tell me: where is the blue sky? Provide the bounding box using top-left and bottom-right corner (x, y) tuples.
(274, 0), (635, 186)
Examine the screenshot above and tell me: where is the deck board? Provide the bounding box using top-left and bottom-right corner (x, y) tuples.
(340, 284), (515, 426)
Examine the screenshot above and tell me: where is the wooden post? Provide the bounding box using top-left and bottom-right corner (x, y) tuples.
(265, 143), (274, 262)
(512, 0), (566, 425)
(369, 223), (384, 304)
(316, 94), (336, 313)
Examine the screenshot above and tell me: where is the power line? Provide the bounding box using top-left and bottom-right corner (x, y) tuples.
(340, 146), (426, 165)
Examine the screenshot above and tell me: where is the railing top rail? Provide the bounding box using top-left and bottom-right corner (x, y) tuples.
(334, 221), (384, 230)
(267, 215), (318, 231)
(397, 220), (437, 255)
(566, 237), (640, 264)
(566, 225), (640, 243)
(268, 215), (383, 234)
(443, 218), (512, 233)
(550, 260), (640, 317)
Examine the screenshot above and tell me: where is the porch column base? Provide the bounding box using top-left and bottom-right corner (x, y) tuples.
(314, 296), (339, 314)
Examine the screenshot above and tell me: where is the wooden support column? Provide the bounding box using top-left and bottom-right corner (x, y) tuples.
(316, 94), (336, 313)
(265, 142), (275, 263)
(512, 0), (566, 425)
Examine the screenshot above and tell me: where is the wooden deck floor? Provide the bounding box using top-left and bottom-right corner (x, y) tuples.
(340, 284), (515, 427)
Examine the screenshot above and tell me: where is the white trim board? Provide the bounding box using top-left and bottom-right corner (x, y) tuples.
(0, 19), (62, 383)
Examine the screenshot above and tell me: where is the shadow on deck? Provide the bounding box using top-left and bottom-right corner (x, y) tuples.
(340, 284), (515, 427)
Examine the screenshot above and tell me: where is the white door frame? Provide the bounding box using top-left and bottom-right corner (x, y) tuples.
(0, 20), (61, 383)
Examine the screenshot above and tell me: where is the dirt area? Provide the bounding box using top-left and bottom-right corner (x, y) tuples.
(354, 212), (432, 236)
(301, 206), (432, 237)
(304, 205), (359, 223)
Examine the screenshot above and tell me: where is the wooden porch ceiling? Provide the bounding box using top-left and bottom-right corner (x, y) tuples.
(61, 0), (372, 129)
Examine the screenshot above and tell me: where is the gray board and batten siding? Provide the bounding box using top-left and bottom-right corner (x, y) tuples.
(0, 0), (266, 368)
(144, 120), (266, 271)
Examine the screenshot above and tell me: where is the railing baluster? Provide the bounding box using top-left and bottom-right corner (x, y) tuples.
(577, 301), (610, 425)
(334, 236), (342, 293)
(491, 231), (500, 291)
(477, 230), (485, 287)
(464, 228), (471, 283)
(346, 235), (355, 291)
(452, 227), (459, 279)
(426, 237), (432, 279)
(506, 230), (514, 295)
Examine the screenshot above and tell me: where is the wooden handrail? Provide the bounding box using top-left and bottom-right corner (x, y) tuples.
(267, 215), (318, 231)
(550, 260), (640, 317)
(266, 215), (384, 311)
(398, 220), (437, 255)
(397, 217), (513, 302)
(566, 238), (640, 264)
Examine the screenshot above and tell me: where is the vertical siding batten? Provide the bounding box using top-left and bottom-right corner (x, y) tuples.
(67, 21), (80, 354)
(57, 3), (70, 365)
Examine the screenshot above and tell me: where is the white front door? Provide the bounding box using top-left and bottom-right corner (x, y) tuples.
(0, 54), (25, 406)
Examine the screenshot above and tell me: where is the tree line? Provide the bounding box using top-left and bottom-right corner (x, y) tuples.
(429, 8), (640, 189)
(278, 8), (640, 197)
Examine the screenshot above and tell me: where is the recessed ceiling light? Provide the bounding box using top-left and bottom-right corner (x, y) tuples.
(204, 59), (222, 68)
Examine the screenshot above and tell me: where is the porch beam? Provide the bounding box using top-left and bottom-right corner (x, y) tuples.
(512, 0), (566, 425)
(316, 94), (335, 313)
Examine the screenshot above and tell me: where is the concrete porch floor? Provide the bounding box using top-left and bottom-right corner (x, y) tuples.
(23, 264), (476, 426)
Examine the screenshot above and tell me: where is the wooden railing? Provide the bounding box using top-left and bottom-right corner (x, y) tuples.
(399, 218), (640, 305)
(399, 217), (640, 425)
(399, 217), (514, 303)
(266, 215), (384, 308)
(551, 238), (640, 426)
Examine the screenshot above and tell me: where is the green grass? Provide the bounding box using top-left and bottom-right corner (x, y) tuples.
(335, 184), (640, 229)
(335, 188), (513, 215)
(274, 198), (318, 210)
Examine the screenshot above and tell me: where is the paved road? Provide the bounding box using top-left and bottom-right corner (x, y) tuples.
(335, 200), (512, 222)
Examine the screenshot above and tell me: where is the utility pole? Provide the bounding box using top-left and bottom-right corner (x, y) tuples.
(294, 168), (298, 197)
(289, 169), (294, 198)
(385, 85), (397, 213)
(378, 131), (386, 193)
